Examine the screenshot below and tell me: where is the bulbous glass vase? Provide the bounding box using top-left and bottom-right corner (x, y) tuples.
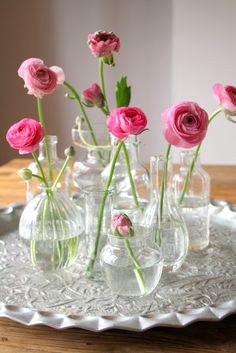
(27, 135), (71, 202)
(100, 225), (163, 315)
(19, 186), (84, 271)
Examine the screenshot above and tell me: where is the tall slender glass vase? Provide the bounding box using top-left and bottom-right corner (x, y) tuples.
(102, 135), (150, 222)
(171, 150), (210, 251)
(142, 155), (189, 272)
(83, 186), (113, 279)
(72, 119), (111, 191)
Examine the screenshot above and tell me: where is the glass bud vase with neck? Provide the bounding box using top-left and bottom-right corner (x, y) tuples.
(102, 135), (150, 222)
(84, 187), (113, 280)
(27, 136), (71, 202)
(72, 118), (111, 191)
(19, 185), (84, 271)
(171, 150), (210, 251)
(100, 225), (163, 315)
(142, 155), (189, 272)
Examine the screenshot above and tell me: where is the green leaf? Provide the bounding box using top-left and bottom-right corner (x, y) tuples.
(116, 76), (131, 107)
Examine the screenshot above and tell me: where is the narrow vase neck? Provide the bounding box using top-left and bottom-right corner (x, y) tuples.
(180, 150), (200, 170)
(39, 135), (59, 160)
(150, 155), (173, 198)
(111, 135), (141, 164)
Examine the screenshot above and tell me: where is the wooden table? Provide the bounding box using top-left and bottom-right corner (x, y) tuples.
(0, 159), (236, 353)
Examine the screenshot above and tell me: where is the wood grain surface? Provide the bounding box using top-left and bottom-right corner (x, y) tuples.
(0, 158), (236, 353)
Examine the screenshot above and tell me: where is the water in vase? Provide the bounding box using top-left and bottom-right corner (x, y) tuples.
(179, 196), (210, 251)
(22, 236), (79, 271)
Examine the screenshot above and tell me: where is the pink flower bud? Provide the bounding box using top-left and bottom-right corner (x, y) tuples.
(87, 31), (120, 59)
(111, 214), (134, 237)
(82, 83), (105, 108)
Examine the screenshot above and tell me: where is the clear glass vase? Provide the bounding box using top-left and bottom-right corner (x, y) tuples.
(102, 135), (150, 222)
(19, 186), (84, 271)
(100, 226), (163, 315)
(27, 136), (71, 202)
(72, 118), (111, 191)
(142, 155), (189, 272)
(171, 150), (210, 251)
(83, 186), (113, 279)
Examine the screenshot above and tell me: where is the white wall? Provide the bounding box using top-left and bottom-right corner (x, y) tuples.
(172, 0), (236, 164)
(1, 0), (236, 166)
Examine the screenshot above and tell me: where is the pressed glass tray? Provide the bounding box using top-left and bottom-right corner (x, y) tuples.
(0, 201), (236, 331)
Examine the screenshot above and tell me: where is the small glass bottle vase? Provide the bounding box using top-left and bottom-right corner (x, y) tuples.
(142, 155), (189, 272)
(171, 150), (210, 251)
(102, 135), (150, 222)
(100, 226), (163, 315)
(72, 118), (111, 190)
(83, 187), (113, 279)
(27, 136), (71, 202)
(19, 186), (84, 271)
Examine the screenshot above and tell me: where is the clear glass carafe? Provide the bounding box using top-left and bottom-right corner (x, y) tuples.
(83, 186), (113, 279)
(100, 226), (163, 315)
(171, 150), (210, 251)
(19, 186), (84, 271)
(72, 118), (111, 191)
(142, 155), (189, 272)
(27, 136), (71, 202)
(102, 135), (150, 222)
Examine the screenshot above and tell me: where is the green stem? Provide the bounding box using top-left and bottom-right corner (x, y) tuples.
(101, 106), (109, 116)
(122, 142), (140, 210)
(124, 238), (145, 295)
(52, 155), (70, 192)
(37, 98), (53, 181)
(86, 141), (123, 273)
(159, 144), (172, 222)
(32, 152), (48, 187)
(63, 81), (99, 146)
(31, 173), (45, 182)
(99, 58), (110, 114)
(178, 107), (223, 205)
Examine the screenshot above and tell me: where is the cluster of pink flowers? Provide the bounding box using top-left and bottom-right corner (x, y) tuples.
(6, 29), (236, 165)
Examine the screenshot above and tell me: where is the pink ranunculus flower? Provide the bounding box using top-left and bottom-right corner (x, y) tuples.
(106, 107), (148, 139)
(82, 83), (105, 108)
(111, 214), (134, 237)
(88, 31), (120, 58)
(161, 102), (209, 148)
(213, 83), (236, 116)
(18, 58), (65, 98)
(6, 118), (45, 155)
